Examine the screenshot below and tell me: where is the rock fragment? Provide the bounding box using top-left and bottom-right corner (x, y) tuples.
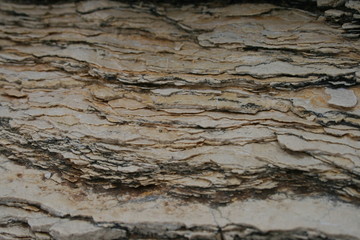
(325, 88), (358, 108)
(317, 0), (346, 7)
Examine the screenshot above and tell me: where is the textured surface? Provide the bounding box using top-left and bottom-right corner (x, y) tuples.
(0, 0), (360, 239)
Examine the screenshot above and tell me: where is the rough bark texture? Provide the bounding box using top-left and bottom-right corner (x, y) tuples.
(0, 0), (360, 239)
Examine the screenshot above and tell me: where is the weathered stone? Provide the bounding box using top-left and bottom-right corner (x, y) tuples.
(0, 0), (359, 239)
(325, 88), (358, 108)
(346, 0), (360, 12)
(317, 0), (346, 7)
(49, 220), (127, 240)
(325, 9), (349, 18)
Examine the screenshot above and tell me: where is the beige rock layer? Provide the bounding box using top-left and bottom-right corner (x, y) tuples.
(0, 0), (359, 239)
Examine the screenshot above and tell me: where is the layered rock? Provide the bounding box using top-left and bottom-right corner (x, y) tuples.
(0, 0), (359, 239)
(320, 0), (360, 38)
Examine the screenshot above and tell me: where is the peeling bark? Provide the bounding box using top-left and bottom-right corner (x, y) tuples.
(0, 0), (360, 239)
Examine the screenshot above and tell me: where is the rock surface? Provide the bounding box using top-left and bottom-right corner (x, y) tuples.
(320, 0), (360, 38)
(0, 0), (359, 239)
(326, 88), (358, 108)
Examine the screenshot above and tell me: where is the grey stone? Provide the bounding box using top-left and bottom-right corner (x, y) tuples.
(326, 88), (358, 108)
(317, 0), (346, 7)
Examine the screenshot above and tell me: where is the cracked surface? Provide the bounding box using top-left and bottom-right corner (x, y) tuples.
(0, 0), (360, 239)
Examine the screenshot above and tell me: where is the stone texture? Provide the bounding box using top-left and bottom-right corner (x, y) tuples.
(326, 88), (358, 108)
(0, 0), (359, 239)
(321, 0), (360, 38)
(317, 0), (346, 7)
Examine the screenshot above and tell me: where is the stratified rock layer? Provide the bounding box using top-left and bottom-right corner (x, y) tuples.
(0, 0), (359, 239)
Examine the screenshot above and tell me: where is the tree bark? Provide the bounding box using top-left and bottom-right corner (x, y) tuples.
(0, 0), (360, 239)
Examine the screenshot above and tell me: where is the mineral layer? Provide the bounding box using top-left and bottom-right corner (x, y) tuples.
(0, 0), (359, 239)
